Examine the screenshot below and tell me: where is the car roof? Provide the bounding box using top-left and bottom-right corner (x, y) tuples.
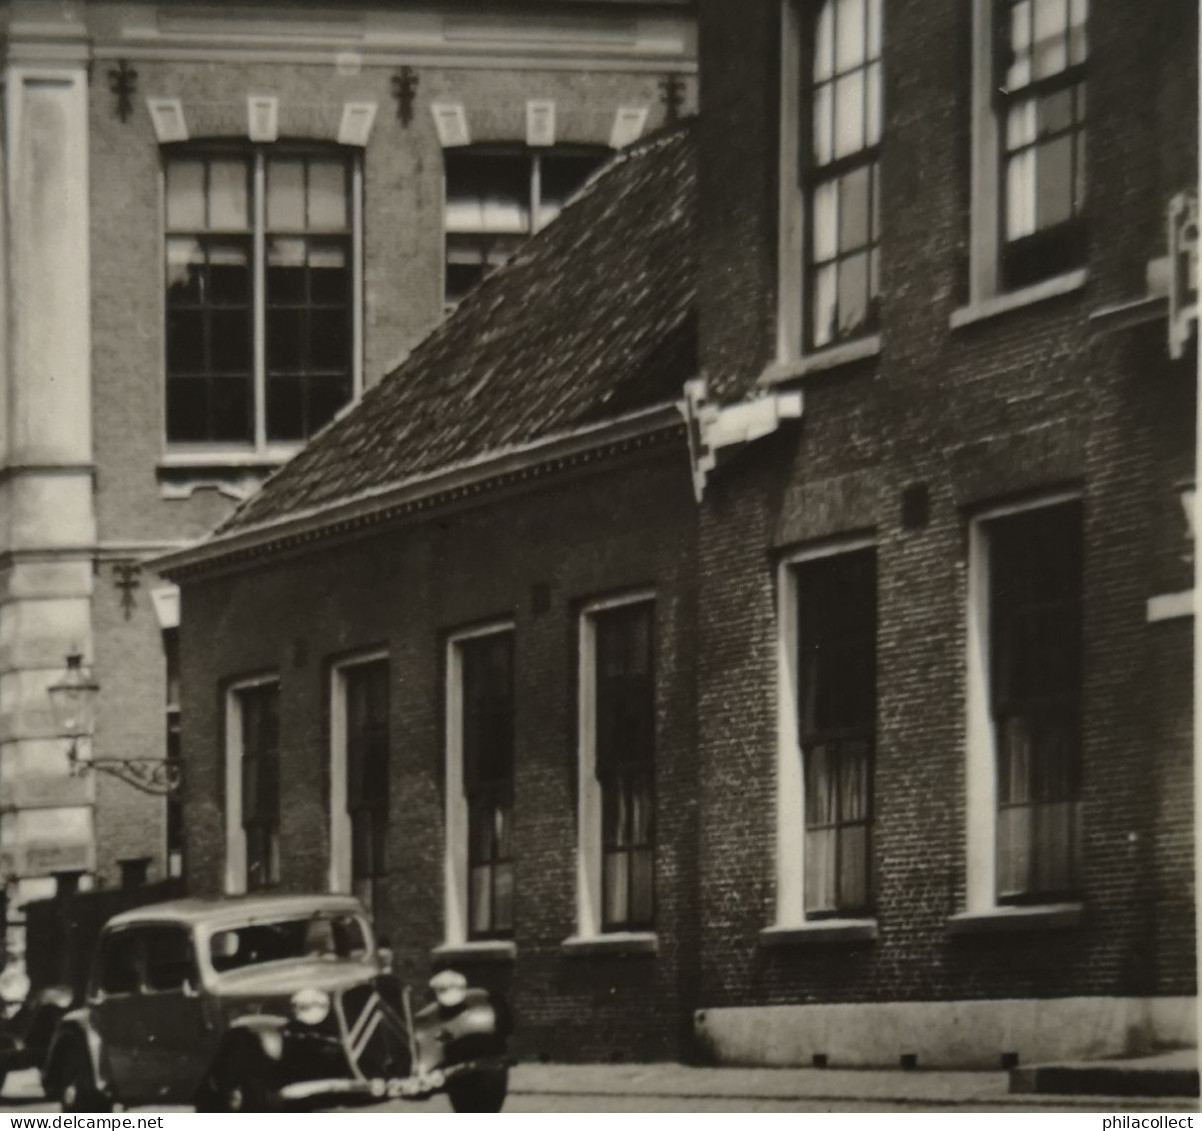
(104, 893), (367, 931)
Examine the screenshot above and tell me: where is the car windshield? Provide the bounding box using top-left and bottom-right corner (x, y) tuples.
(208, 914), (371, 973)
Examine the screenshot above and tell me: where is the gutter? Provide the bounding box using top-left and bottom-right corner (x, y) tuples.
(151, 402), (685, 580)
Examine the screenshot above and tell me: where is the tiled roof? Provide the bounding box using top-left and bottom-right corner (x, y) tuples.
(219, 120), (696, 535)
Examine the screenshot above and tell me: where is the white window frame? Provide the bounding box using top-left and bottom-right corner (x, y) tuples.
(574, 590), (657, 940)
(443, 621), (515, 948)
(774, 536), (876, 927)
(958, 0), (1089, 324)
(964, 490), (1082, 913)
(774, 0), (885, 378)
(328, 649), (390, 897)
(224, 673), (280, 896)
(160, 146), (365, 460)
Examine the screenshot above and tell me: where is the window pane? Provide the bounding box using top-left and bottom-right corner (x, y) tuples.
(310, 243), (350, 304)
(166, 161), (206, 231)
(838, 741), (871, 821)
(814, 0), (834, 81)
(805, 744), (836, 826)
(267, 308), (305, 373)
(309, 308), (350, 372)
(308, 159), (348, 229)
(469, 867), (491, 936)
(603, 852), (628, 927)
(812, 180), (838, 262)
(166, 310), (204, 375)
(997, 805), (1032, 897)
(209, 160), (249, 230)
(865, 62), (882, 145)
(839, 166), (871, 251)
(536, 152), (605, 230)
(812, 82), (834, 165)
(1035, 134), (1074, 229)
(210, 309), (252, 374)
(1006, 148), (1037, 239)
(1038, 88), (1075, 137)
(267, 237), (307, 304)
(866, 0), (882, 58)
(835, 0), (866, 72)
(837, 824), (869, 909)
(811, 263), (838, 348)
(837, 251), (870, 335)
(210, 376), (252, 442)
(804, 828), (836, 913)
(493, 863), (514, 932)
(166, 238), (205, 305)
(268, 159), (306, 230)
(1006, 101), (1038, 152)
(1008, 1), (1033, 88)
(834, 70), (866, 158)
(208, 242), (251, 305)
(266, 376), (303, 441)
(308, 374), (352, 435)
(630, 848), (654, 925)
(1033, 0), (1069, 78)
(445, 152), (530, 233)
(166, 376), (208, 441)
(100, 934), (142, 995)
(1068, 0), (1088, 62)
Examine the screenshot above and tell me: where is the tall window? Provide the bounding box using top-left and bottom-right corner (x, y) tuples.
(344, 660), (390, 913)
(796, 549), (876, 916)
(997, 0), (1088, 288)
(238, 683), (280, 891)
(592, 602), (655, 932)
(988, 503), (1083, 901)
(460, 633), (514, 939)
(443, 146), (607, 307)
(164, 629), (183, 879)
(165, 147), (357, 446)
(805, 0), (883, 350)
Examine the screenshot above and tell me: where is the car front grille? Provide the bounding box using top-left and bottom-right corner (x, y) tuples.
(337, 982), (411, 1080)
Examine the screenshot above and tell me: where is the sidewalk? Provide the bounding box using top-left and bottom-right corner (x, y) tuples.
(508, 1062), (1198, 1109)
(1010, 1049), (1199, 1100)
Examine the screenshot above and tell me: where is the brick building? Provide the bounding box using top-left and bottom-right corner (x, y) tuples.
(0, 0), (695, 966)
(160, 0), (1199, 1067)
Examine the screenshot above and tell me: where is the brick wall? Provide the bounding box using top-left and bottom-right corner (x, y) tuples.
(692, 0), (1198, 1010)
(86, 50), (692, 889)
(179, 444), (699, 1060)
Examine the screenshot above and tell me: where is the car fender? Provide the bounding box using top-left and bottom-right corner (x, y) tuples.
(222, 1014), (288, 1064)
(43, 1010), (104, 1097)
(415, 989), (508, 1069)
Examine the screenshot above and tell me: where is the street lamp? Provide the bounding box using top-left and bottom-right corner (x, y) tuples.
(47, 653), (182, 797)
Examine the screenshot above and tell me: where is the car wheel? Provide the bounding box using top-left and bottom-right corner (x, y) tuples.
(58, 1045), (111, 1114)
(447, 1067), (508, 1113)
(203, 1056), (280, 1113)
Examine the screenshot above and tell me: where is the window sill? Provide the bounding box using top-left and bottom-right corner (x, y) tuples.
(157, 447), (302, 471)
(432, 940), (517, 964)
(759, 919), (878, 947)
(560, 932), (658, 958)
(950, 269), (1088, 330)
(759, 334), (882, 387)
(947, 903), (1084, 936)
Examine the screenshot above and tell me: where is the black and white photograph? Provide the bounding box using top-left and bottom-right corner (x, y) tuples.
(0, 0), (1196, 1117)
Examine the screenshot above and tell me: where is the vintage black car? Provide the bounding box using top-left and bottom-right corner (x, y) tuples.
(42, 894), (510, 1112)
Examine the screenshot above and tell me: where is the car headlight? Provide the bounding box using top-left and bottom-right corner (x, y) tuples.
(291, 987), (331, 1026)
(430, 968), (468, 1009)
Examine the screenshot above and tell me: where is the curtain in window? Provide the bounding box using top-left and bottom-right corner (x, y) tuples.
(461, 634), (515, 938)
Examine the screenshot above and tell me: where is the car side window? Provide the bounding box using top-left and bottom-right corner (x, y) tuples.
(98, 931), (143, 996)
(142, 926), (198, 993)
